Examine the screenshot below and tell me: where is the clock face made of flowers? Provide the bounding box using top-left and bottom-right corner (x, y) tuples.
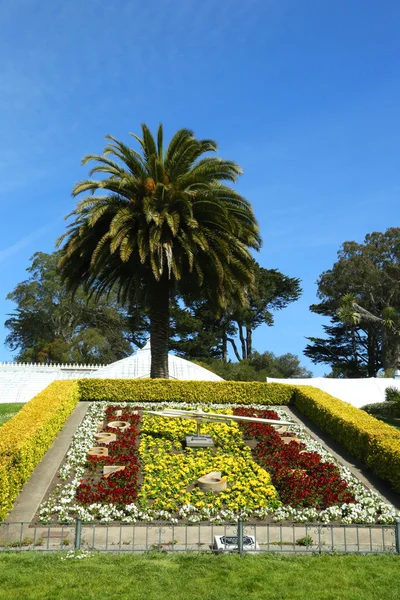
(145, 408), (292, 448)
(38, 403), (399, 524)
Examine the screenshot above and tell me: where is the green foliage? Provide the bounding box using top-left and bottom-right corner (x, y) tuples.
(77, 378), (295, 406)
(363, 387), (400, 420)
(169, 299), (231, 361)
(305, 227), (400, 377)
(194, 351), (312, 381)
(57, 124), (261, 378)
(296, 535), (313, 546)
(0, 381), (79, 520)
(171, 264), (301, 362)
(5, 248), (302, 370)
(338, 298), (400, 373)
(226, 262), (301, 360)
(361, 401), (399, 419)
(293, 386), (400, 492)
(385, 386), (400, 403)
(5, 251), (137, 364)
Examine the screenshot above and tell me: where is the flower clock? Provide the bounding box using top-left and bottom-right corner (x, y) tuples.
(38, 402), (400, 525)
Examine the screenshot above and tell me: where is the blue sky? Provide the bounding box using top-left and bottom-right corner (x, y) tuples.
(0, 0), (399, 374)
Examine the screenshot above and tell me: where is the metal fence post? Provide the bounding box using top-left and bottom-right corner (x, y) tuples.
(395, 518), (400, 554)
(237, 517), (244, 555)
(74, 518), (82, 550)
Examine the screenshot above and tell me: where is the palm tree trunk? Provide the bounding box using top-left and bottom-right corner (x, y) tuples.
(149, 278), (169, 379)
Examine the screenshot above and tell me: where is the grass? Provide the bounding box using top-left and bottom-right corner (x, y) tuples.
(368, 412), (400, 431)
(381, 416), (400, 431)
(0, 553), (399, 600)
(0, 403), (25, 427)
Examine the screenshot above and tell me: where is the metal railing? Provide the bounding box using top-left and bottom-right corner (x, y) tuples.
(1, 519), (399, 554)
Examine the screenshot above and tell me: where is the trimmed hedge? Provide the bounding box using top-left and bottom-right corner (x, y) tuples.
(292, 386), (400, 492)
(0, 381), (79, 520)
(0, 457), (21, 522)
(78, 379), (295, 406)
(362, 401), (400, 419)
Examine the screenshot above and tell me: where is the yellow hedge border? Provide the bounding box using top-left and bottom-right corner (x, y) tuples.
(0, 381), (79, 520)
(293, 386), (400, 492)
(77, 379), (295, 406)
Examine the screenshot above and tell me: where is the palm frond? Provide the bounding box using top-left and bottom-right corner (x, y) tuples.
(157, 124), (163, 160)
(58, 124), (260, 324)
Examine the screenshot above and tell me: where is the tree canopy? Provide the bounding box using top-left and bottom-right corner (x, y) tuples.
(5, 251), (303, 374)
(5, 251), (135, 363)
(305, 228), (400, 377)
(227, 261), (301, 360)
(195, 351), (312, 382)
(57, 124), (261, 377)
(170, 262), (301, 362)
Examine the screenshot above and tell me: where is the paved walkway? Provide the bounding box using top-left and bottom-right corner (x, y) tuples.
(5, 402), (90, 523)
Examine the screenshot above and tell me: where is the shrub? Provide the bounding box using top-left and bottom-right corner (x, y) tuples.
(385, 386), (400, 403)
(292, 386), (400, 492)
(361, 401), (398, 418)
(77, 379), (294, 406)
(0, 457), (21, 521)
(0, 381), (79, 520)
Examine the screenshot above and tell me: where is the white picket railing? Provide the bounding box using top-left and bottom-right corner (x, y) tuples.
(0, 362), (101, 404)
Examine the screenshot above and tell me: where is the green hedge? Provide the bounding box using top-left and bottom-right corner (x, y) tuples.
(362, 401), (400, 419)
(292, 386), (400, 492)
(78, 379), (295, 406)
(0, 381), (79, 520)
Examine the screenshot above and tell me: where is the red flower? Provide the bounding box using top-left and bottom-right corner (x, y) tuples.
(76, 406), (142, 507)
(234, 408), (355, 509)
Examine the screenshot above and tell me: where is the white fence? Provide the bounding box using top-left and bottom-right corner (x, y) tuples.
(0, 363), (100, 404)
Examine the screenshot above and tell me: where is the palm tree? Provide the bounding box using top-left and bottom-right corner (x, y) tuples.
(57, 125), (261, 378)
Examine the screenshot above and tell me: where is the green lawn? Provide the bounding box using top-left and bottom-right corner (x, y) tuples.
(381, 416), (400, 431)
(0, 403), (24, 427)
(370, 413), (400, 431)
(0, 553), (399, 600)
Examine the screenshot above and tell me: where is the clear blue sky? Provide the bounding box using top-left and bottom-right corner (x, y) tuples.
(1, 0), (399, 374)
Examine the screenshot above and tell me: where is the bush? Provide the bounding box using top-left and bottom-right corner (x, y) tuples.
(362, 401), (399, 419)
(292, 386), (400, 492)
(193, 353), (312, 381)
(0, 457), (21, 521)
(385, 386), (400, 403)
(0, 381), (79, 520)
(77, 379), (295, 406)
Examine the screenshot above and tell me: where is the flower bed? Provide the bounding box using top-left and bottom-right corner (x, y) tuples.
(234, 408), (355, 508)
(75, 406), (140, 506)
(38, 402), (400, 525)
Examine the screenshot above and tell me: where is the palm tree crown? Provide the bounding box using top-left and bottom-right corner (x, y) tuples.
(58, 124), (261, 377)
